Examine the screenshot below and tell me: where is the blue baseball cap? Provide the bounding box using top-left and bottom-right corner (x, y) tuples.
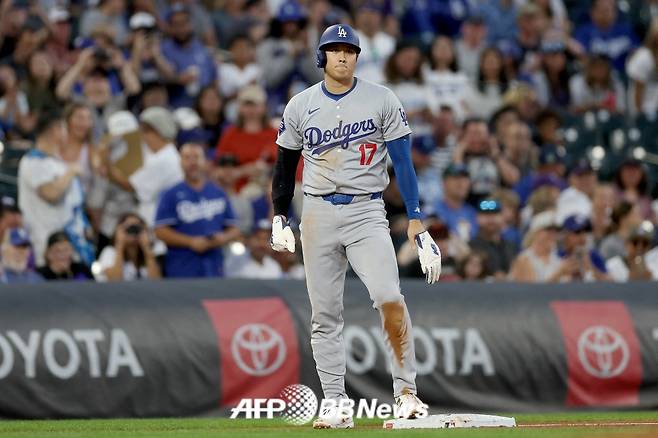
(476, 199), (501, 214)
(562, 215), (591, 233)
(8, 228), (31, 247)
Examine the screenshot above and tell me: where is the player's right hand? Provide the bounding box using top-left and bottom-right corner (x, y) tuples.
(271, 215), (295, 253)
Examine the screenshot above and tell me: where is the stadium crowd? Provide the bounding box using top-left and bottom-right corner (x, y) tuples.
(0, 0), (657, 283)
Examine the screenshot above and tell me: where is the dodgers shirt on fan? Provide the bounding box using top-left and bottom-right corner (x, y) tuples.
(155, 181), (237, 277)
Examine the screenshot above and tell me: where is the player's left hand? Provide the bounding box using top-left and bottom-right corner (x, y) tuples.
(415, 231), (442, 284)
(271, 215), (295, 253)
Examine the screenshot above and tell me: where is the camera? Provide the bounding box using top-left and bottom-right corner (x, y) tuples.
(125, 224), (143, 236)
(93, 48), (111, 64)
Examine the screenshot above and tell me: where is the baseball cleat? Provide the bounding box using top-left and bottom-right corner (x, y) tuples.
(395, 393), (428, 419)
(312, 406), (354, 429)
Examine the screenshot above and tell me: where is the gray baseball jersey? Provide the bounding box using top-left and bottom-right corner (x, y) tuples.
(276, 77), (412, 195)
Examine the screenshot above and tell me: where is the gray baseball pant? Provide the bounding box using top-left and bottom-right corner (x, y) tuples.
(299, 193), (417, 400)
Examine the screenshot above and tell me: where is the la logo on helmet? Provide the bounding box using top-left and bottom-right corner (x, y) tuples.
(337, 26), (347, 38)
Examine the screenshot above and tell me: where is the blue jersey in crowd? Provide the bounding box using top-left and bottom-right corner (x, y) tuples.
(155, 180), (237, 278)
(430, 199), (478, 240)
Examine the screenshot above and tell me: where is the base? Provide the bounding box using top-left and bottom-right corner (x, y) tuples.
(383, 414), (516, 429)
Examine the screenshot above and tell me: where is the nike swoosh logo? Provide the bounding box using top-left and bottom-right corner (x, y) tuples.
(308, 107), (321, 115)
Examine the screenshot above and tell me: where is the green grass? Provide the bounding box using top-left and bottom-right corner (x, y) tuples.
(0, 412), (656, 438)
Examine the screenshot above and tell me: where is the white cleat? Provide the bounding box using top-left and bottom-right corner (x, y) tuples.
(312, 406), (354, 429)
(395, 393), (428, 419)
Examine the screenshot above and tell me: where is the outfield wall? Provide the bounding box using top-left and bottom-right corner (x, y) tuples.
(0, 279), (656, 418)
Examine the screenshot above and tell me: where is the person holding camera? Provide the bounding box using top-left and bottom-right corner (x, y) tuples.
(95, 213), (161, 281)
(557, 214), (609, 282)
(155, 143), (240, 278)
(128, 12), (175, 85)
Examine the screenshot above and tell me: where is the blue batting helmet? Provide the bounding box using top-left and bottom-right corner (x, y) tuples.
(316, 24), (361, 68)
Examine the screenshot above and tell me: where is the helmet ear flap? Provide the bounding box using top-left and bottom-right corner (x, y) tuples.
(316, 49), (326, 68)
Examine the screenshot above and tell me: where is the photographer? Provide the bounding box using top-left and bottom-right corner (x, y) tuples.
(38, 231), (94, 281)
(557, 214), (609, 282)
(128, 12), (175, 85)
(95, 213), (161, 281)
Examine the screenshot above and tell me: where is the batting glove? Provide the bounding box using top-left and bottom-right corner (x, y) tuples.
(415, 231), (442, 284)
(270, 215), (295, 253)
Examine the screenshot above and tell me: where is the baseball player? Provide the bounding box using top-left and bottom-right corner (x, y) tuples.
(270, 24), (442, 429)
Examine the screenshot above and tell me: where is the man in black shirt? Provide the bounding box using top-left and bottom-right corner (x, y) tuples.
(469, 199), (518, 279)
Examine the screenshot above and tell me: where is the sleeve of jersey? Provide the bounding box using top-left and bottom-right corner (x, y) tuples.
(381, 89), (412, 141)
(386, 134), (422, 220)
(276, 98), (303, 151)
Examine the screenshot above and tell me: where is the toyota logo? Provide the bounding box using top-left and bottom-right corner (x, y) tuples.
(231, 324), (287, 376)
(577, 326), (629, 379)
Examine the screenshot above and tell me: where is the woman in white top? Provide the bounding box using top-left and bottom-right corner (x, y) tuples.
(569, 54), (626, 114)
(464, 47), (510, 120)
(96, 213), (161, 281)
(509, 210), (570, 282)
(627, 19), (658, 117)
(383, 41), (432, 136)
(424, 35), (470, 122)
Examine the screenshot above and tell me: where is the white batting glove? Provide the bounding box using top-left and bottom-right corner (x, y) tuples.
(270, 215), (295, 253)
(415, 231), (442, 284)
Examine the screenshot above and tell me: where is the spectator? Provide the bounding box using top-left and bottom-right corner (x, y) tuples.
(37, 231), (94, 280)
(456, 249), (491, 281)
(556, 160), (597, 224)
(0, 196), (22, 243)
(354, 2), (395, 83)
(0, 227), (43, 284)
(194, 86), (227, 160)
(614, 158), (654, 220)
(424, 36), (469, 124)
(128, 12), (176, 86)
(384, 40), (431, 135)
(256, 1), (321, 114)
(215, 85), (277, 192)
(534, 108), (563, 147)
(606, 221), (658, 281)
(18, 111), (94, 266)
(0, 0), (30, 60)
(22, 51), (58, 121)
(469, 199), (518, 278)
(514, 144), (567, 206)
(492, 188), (522, 250)
(228, 219), (282, 279)
(558, 215), (609, 281)
(500, 120), (537, 177)
(106, 107), (183, 228)
(412, 106), (458, 208)
(213, 0), (252, 50)
(599, 200), (643, 260)
(521, 180), (562, 229)
(218, 34), (262, 100)
(498, 3), (546, 76)
(627, 18), (658, 117)
(574, 0), (638, 73)
(453, 117), (519, 203)
(95, 213), (161, 281)
(0, 63), (34, 139)
(428, 163), (478, 241)
(531, 39), (571, 109)
(481, 0), (518, 43)
(172, 0), (217, 47)
(44, 6), (76, 78)
(161, 3), (218, 107)
(464, 47), (509, 120)
(569, 54), (625, 114)
(61, 103), (96, 194)
(5, 12), (49, 73)
(591, 183), (616, 243)
(155, 143), (241, 278)
(79, 0), (129, 46)
(509, 210), (564, 282)
(455, 14), (488, 82)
